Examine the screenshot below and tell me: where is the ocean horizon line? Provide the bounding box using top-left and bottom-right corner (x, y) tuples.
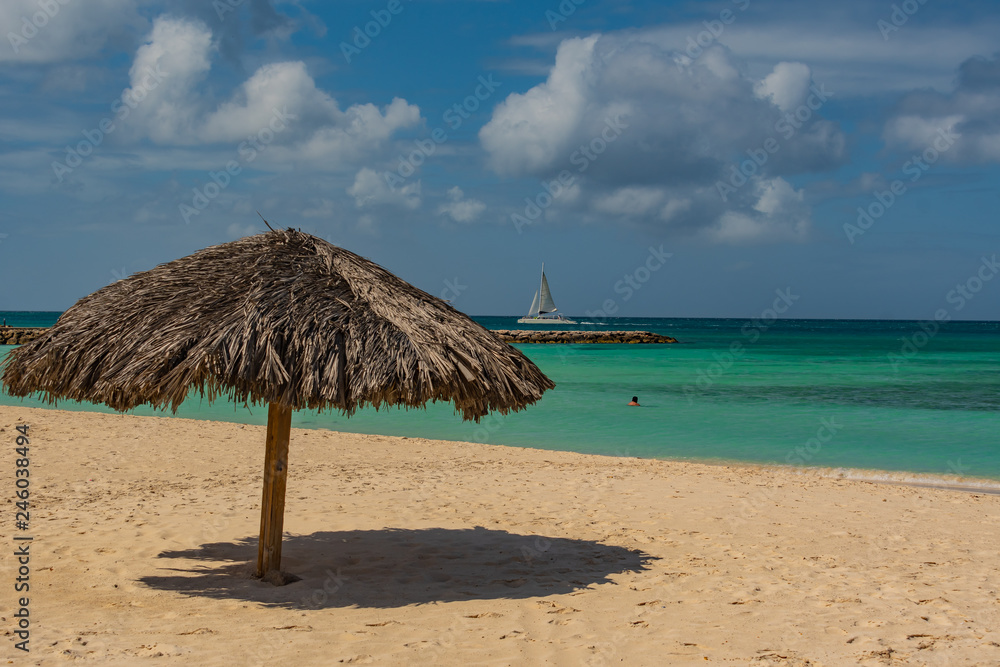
(2, 310), (999, 325)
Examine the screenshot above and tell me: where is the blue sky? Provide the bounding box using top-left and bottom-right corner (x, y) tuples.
(1, 0), (998, 319)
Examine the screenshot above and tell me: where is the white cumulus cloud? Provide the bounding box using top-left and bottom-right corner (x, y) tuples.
(709, 178), (809, 243)
(122, 16), (213, 144)
(437, 186), (486, 223)
(118, 16), (421, 170)
(348, 167), (421, 210)
(0, 0), (143, 64)
(480, 32), (842, 243)
(884, 54), (1000, 163)
(755, 62), (813, 113)
(480, 35), (598, 176)
(594, 187), (666, 217)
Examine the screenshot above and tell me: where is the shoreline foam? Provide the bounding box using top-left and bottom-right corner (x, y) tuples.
(4, 398), (998, 489)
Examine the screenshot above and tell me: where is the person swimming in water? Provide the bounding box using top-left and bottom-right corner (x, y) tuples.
(628, 396), (640, 406)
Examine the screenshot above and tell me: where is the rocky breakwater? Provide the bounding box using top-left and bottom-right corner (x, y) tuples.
(494, 330), (677, 344)
(0, 327), (47, 345)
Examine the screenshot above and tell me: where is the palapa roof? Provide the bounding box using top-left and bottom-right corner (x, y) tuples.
(1, 229), (554, 420)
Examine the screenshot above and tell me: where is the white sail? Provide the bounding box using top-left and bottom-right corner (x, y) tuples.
(538, 272), (557, 313)
(526, 290), (540, 317)
(517, 262), (576, 324)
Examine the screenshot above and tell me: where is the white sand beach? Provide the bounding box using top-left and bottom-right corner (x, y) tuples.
(3, 405), (999, 665)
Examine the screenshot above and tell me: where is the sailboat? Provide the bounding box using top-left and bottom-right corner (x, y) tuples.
(517, 263), (577, 324)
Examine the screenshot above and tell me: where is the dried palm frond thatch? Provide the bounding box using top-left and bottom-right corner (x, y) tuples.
(2, 228), (555, 583)
(1, 228), (554, 420)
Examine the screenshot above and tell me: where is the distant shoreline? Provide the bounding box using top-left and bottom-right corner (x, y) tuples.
(495, 330), (678, 344)
(1, 326), (681, 345)
(3, 400), (999, 490)
(3, 311), (1000, 325)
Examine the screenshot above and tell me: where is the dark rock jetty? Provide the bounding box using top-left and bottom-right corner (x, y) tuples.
(494, 330), (677, 344)
(0, 327), (678, 346)
(0, 327), (46, 345)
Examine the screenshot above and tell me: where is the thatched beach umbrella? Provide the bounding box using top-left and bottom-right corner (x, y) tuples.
(2, 228), (554, 583)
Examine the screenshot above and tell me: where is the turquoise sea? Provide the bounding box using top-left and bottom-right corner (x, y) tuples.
(2, 312), (999, 482)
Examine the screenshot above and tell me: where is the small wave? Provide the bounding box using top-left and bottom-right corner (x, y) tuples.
(778, 466), (1000, 494)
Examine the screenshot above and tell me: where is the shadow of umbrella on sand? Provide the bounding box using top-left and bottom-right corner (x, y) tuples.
(139, 528), (656, 609)
(0, 227), (555, 584)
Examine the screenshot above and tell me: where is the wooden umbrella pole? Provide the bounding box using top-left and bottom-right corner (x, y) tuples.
(256, 402), (292, 579)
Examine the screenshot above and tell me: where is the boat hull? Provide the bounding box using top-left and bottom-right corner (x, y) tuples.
(516, 316), (578, 325)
